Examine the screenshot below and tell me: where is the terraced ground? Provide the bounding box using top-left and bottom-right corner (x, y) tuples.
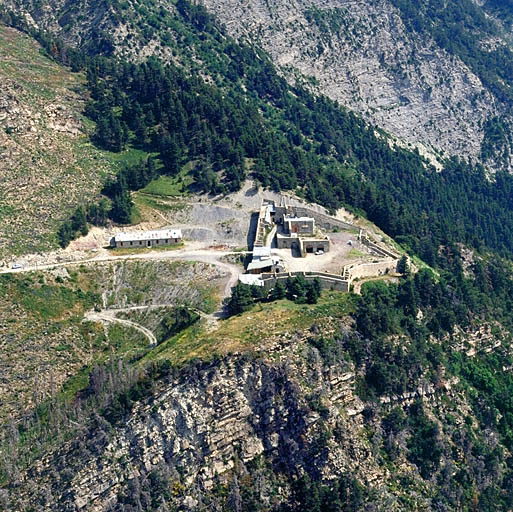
(0, 24), (122, 257)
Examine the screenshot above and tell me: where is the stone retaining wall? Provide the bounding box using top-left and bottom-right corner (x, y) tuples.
(345, 260), (399, 282)
(361, 236), (399, 259)
(260, 271), (350, 292)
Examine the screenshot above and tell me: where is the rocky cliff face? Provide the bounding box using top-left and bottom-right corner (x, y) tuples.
(7, 323), (475, 511)
(200, 0), (502, 166)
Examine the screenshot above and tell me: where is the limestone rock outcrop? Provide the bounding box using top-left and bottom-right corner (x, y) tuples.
(201, 0), (503, 167)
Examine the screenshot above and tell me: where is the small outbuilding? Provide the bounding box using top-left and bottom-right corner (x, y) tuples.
(111, 229), (182, 248)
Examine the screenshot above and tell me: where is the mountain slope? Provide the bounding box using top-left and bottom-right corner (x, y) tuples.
(202, 0), (501, 167)
(0, 23), (117, 256)
(3, 3), (513, 511)
(4, 0), (513, 170)
(6, 265), (513, 511)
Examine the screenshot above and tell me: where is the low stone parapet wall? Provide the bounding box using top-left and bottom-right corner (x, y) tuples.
(345, 260), (399, 282)
(260, 271), (350, 292)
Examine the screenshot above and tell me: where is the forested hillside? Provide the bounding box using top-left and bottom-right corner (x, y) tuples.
(3, 1), (513, 511)
(3, 0), (512, 264)
(82, 51), (513, 266)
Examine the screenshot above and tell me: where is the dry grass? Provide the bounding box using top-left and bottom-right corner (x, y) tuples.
(0, 25), (121, 257)
(0, 259), (224, 421)
(144, 291), (356, 365)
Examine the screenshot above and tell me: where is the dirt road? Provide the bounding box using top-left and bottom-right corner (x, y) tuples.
(84, 310), (158, 346)
(1, 249), (245, 298)
(1, 247), (246, 323)
(84, 303), (220, 345)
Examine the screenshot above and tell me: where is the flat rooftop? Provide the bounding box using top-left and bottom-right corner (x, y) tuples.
(253, 246), (271, 257)
(114, 229), (182, 242)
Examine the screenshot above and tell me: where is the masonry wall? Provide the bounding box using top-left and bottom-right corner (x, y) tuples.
(276, 236), (297, 249)
(275, 206), (355, 232)
(347, 260), (399, 281)
(361, 237), (399, 259)
(299, 239), (330, 257)
(260, 271), (350, 292)
(286, 218), (315, 235)
(116, 238), (180, 248)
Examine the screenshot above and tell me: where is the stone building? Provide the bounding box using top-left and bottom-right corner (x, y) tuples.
(276, 213), (330, 257)
(246, 246), (285, 274)
(111, 229), (182, 248)
(283, 215), (315, 235)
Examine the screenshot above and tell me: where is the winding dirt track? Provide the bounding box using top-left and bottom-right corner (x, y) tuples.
(84, 304), (220, 344)
(6, 248), (246, 341)
(84, 310), (158, 346)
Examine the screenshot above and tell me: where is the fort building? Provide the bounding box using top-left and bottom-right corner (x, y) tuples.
(276, 214), (330, 257)
(283, 215), (315, 235)
(111, 229), (182, 248)
(246, 246), (285, 274)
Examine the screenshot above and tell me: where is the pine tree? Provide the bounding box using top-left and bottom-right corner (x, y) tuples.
(57, 221), (74, 248)
(397, 255), (410, 276)
(270, 280), (286, 300)
(71, 206), (88, 236)
(226, 283), (254, 316)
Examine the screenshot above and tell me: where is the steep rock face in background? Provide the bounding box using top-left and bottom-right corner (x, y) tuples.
(3, 0), (513, 168)
(200, 0), (500, 165)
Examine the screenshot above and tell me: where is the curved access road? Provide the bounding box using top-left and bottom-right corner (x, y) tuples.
(85, 310), (158, 346)
(1, 248), (247, 303)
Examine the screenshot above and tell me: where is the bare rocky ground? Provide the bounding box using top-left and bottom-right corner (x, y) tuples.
(275, 231), (375, 274)
(201, 0), (505, 168)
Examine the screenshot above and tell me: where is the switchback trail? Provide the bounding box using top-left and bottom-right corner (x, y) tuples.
(84, 310), (158, 346)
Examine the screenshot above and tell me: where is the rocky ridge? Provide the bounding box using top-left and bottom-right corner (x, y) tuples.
(7, 317), (484, 511)
(2, 0), (511, 169)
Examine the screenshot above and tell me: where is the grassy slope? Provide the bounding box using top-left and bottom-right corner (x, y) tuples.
(0, 24), (131, 257)
(144, 291), (357, 365)
(0, 260), (221, 422)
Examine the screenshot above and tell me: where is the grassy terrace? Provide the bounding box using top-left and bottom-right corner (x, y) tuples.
(143, 291), (357, 365)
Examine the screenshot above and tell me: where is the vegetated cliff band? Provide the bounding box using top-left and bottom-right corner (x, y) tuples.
(7, 323), (512, 510)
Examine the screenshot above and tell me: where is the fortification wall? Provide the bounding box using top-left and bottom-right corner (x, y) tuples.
(253, 205), (271, 248)
(299, 238), (330, 257)
(274, 205), (355, 232)
(346, 260), (399, 282)
(260, 271), (350, 292)
(361, 237), (399, 259)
